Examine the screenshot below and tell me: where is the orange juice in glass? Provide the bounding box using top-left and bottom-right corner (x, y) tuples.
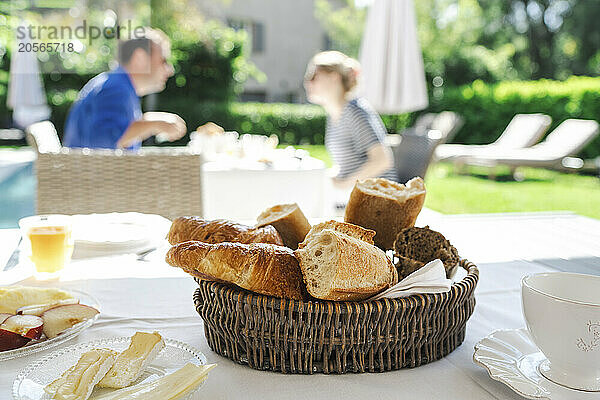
(19, 215), (74, 279)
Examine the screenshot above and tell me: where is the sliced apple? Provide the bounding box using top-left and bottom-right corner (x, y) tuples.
(0, 328), (31, 351)
(41, 304), (99, 339)
(0, 313), (13, 324)
(17, 298), (80, 316)
(0, 315), (44, 340)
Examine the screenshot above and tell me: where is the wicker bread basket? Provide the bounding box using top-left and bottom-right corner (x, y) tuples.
(193, 259), (478, 374)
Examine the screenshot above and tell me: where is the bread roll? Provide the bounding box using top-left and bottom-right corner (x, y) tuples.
(167, 216), (283, 246)
(394, 226), (460, 279)
(294, 230), (397, 301)
(298, 220), (375, 248)
(166, 241), (306, 300)
(256, 203), (311, 249)
(344, 177), (426, 250)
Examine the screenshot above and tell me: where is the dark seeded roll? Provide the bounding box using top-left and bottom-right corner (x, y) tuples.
(393, 226), (460, 279)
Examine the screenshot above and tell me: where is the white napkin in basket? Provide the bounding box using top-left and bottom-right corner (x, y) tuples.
(367, 259), (452, 301)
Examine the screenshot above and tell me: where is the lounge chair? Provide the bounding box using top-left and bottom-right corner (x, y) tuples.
(435, 113), (552, 162)
(414, 111), (464, 144)
(25, 121), (204, 219)
(462, 118), (599, 171)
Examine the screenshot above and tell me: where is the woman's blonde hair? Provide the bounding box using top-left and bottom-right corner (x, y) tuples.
(305, 51), (361, 93)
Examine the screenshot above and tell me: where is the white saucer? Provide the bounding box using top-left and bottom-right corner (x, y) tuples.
(473, 328), (598, 400)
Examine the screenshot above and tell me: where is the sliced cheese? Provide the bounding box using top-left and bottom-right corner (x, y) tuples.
(0, 286), (76, 314)
(45, 366), (75, 395)
(47, 348), (117, 400)
(98, 331), (165, 388)
(93, 363), (216, 400)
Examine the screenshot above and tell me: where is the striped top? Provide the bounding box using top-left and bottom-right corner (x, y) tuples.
(325, 98), (397, 181)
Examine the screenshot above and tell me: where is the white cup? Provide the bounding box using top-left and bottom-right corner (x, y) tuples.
(522, 272), (600, 391)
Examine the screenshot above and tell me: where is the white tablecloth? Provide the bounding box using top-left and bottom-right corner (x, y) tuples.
(202, 156), (330, 220)
(2, 212), (600, 400)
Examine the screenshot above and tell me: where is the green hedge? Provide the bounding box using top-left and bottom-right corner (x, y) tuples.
(154, 100), (414, 146)
(429, 76), (600, 159)
(3, 74), (600, 159)
(156, 99), (327, 145)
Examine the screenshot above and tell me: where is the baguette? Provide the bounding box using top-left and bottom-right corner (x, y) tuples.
(294, 230), (397, 301)
(166, 241), (306, 300)
(298, 220), (375, 248)
(167, 216), (283, 246)
(344, 177), (426, 250)
(256, 203), (311, 249)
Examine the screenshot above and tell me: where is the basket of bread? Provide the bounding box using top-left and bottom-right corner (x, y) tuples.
(165, 177), (479, 374)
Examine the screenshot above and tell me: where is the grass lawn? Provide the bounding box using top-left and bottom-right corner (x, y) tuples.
(299, 145), (600, 220)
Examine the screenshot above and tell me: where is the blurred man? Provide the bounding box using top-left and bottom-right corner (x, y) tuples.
(63, 28), (186, 150)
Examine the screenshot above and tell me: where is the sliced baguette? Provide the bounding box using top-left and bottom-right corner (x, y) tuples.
(294, 230), (397, 301)
(344, 177), (426, 250)
(298, 220), (375, 248)
(256, 203), (311, 249)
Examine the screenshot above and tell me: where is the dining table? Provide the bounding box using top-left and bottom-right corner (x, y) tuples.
(1, 211), (599, 400)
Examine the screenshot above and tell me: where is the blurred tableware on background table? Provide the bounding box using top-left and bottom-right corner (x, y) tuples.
(202, 149), (330, 220)
(188, 130), (240, 161)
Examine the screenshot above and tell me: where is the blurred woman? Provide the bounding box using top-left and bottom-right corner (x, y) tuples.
(304, 51), (397, 190)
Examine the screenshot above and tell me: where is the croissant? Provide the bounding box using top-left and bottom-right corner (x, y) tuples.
(167, 216), (284, 246)
(166, 241), (306, 300)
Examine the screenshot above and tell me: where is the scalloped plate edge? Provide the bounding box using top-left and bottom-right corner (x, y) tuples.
(473, 328), (550, 400)
(12, 336), (208, 400)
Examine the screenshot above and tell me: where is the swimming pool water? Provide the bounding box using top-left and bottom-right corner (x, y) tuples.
(0, 162), (35, 228)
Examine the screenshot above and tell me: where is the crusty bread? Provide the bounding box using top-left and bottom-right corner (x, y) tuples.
(344, 177), (426, 250)
(167, 216), (283, 246)
(294, 230), (397, 301)
(298, 220), (375, 248)
(166, 241), (306, 300)
(256, 203), (311, 249)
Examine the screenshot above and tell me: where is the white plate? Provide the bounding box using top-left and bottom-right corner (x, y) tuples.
(71, 213), (171, 258)
(13, 336), (208, 400)
(473, 328), (598, 400)
(0, 289), (100, 361)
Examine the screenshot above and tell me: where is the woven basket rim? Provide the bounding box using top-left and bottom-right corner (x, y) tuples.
(195, 258), (478, 311)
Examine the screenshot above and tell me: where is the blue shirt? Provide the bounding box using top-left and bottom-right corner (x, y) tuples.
(64, 67), (142, 150)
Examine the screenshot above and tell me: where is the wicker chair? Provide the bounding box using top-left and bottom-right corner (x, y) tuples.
(26, 121), (203, 220)
(25, 120), (61, 153)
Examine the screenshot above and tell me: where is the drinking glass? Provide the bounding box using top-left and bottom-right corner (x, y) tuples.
(19, 215), (74, 279)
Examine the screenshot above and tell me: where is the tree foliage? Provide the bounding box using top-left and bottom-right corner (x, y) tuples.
(315, 0), (600, 86)
(314, 0), (367, 58)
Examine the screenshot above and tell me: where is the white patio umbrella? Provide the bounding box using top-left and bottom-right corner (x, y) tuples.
(358, 0), (428, 114)
(7, 24), (51, 129)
